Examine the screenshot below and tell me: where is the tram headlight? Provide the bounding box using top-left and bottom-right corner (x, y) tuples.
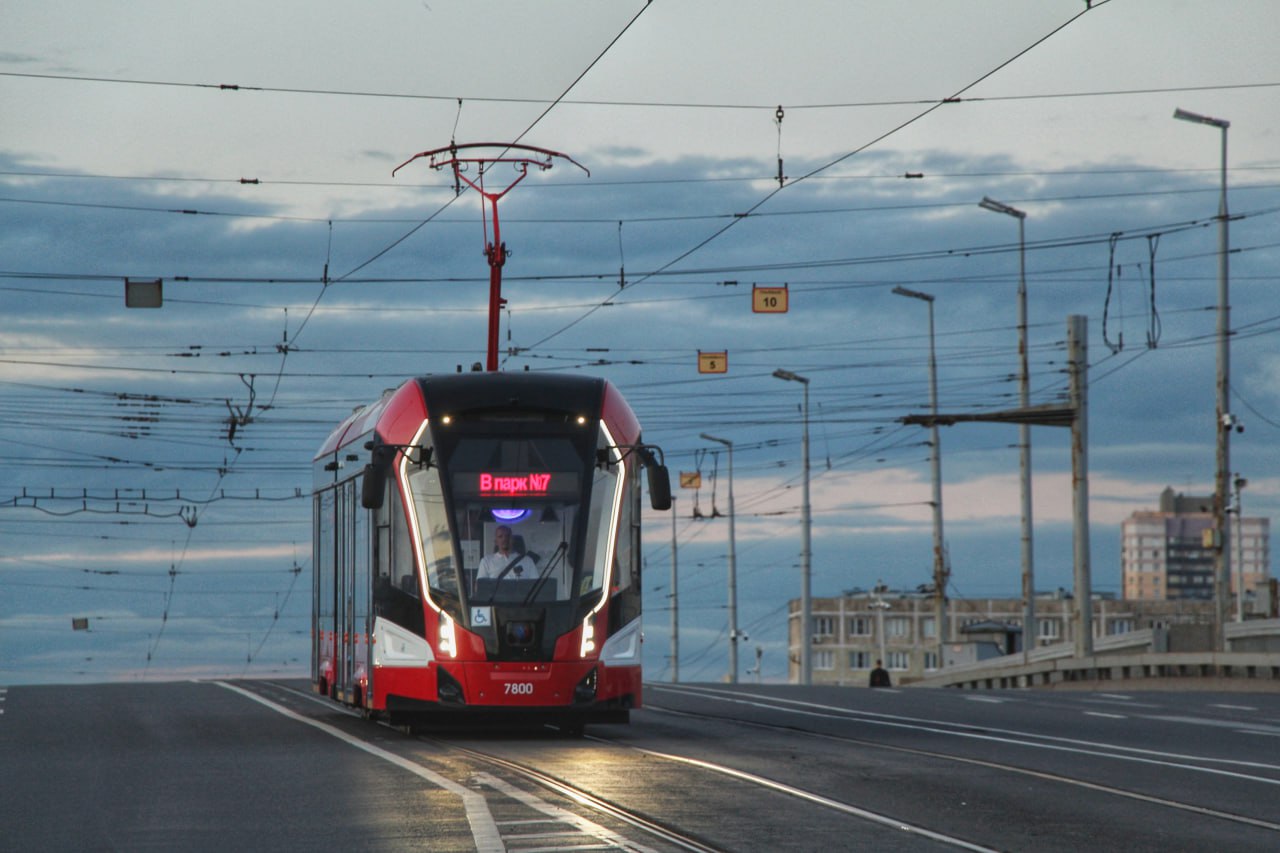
(438, 612), (458, 658)
(579, 615), (596, 657)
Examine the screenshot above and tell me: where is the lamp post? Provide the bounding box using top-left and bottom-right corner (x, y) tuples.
(978, 195), (1035, 658)
(871, 581), (891, 667)
(1173, 107), (1232, 651)
(773, 368), (811, 685)
(892, 286), (947, 666)
(670, 495), (679, 682)
(700, 432), (738, 683)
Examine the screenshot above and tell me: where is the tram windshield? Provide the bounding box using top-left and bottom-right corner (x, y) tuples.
(403, 432), (623, 614)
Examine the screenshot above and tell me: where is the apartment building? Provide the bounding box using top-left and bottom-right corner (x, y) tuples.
(1121, 487), (1270, 602)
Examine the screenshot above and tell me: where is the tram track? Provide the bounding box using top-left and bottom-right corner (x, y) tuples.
(430, 736), (727, 853)
(425, 727), (1000, 852)
(249, 679), (723, 852)
(247, 678), (1280, 848)
(255, 678), (994, 849)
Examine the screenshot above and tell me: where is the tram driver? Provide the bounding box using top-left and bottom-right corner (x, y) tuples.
(477, 524), (537, 580)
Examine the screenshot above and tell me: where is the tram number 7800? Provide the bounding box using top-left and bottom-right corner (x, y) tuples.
(504, 682), (535, 696)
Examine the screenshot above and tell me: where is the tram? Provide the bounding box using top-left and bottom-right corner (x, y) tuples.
(311, 370), (670, 730)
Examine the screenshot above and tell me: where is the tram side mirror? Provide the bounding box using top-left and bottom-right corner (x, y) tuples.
(361, 463), (387, 510)
(647, 464), (672, 511)
(635, 445), (672, 511)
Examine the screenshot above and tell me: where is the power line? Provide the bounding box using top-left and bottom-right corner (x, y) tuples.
(4, 69), (1274, 111)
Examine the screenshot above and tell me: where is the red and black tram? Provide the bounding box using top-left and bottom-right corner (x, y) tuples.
(312, 371), (670, 730)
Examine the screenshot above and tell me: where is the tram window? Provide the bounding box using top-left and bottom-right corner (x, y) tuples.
(389, 491), (417, 598)
(460, 505), (578, 602)
(407, 464), (457, 598)
(582, 450), (621, 599)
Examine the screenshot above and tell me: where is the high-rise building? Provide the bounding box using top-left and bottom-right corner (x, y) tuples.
(1121, 487), (1270, 602)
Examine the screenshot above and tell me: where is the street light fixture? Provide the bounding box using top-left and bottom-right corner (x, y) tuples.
(772, 368), (811, 685)
(892, 286), (947, 668)
(1173, 106), (1232, 650)
(978, 195), (1035, 658)
(700, 432), (739, 683)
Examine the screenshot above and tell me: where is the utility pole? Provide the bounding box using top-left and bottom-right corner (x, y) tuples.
(893, 286), (947, 667)
(700, 433), (738, 683)
(670, 495), (679, 683)
(1173, 107), (1232, 651)
(1068, 315), (1093, 658)
(773, 369), (811, 685)
(979, 196), (1035, 658)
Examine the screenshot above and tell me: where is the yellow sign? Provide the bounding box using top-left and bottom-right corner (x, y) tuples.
(679, 472), (702, 489)
(698, 351), (728, 374)
(752, 284), (788, 313)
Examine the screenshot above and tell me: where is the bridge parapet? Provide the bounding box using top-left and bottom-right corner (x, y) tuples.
(912, 620), (1280, 690)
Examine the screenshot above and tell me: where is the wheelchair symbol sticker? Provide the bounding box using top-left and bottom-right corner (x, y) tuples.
(471, 606), (493, 627)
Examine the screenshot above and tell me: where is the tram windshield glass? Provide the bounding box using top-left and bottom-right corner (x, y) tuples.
(404, 432), (623, 613)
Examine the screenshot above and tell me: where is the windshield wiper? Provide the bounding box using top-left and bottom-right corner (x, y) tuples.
(523, 541), (567, 605)
(480, 553), (534, 605)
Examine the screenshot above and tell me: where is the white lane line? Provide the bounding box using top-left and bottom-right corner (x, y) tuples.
(653, 684), (1280, 776)
(625, 745), (1001, 852)
(215, 681), (502, 853)
(1084, 711), (1127, 719)
(1212, 704), (1259, 712)
(964, 696), (1006, 704)
(473, 772), (661, 853)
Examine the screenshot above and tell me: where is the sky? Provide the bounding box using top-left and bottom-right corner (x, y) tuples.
(2, 0), (1278, 685)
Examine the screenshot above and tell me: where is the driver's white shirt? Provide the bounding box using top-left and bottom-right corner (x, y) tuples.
(477, 550), (536, 579)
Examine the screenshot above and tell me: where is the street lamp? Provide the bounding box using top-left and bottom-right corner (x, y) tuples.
(1173, 107), (1232, 650)
(978, 195), (1035, 658)
(892, 286), (946, 667)
(870, 581), (891, 667)
(700, 432), (739, 683)
(773, 368), (811, 685)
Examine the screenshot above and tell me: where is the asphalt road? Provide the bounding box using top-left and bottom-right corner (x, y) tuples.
(3, 680), (1278, 851)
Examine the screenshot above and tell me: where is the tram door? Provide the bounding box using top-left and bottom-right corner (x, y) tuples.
(314, 488), (337, 695)
(337, 480), (356, 699)
(335, 478), (373, 704)
(351, 482), (371, 703)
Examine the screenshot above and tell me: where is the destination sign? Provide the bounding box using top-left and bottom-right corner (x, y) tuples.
(454, 470), (580, 499)
(481, 473), (551, 495)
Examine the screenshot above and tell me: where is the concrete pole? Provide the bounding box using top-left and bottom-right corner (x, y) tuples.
(1068, 315), (1093, 658)
(893, 286), (947, 666)
(773, 369), (812, 685)
(800, 379), (812, 686)
(979, 197), (1035, 657)
(1173, 108), (1231, 651)
(1016, 215), (1036, 660)
(670, 495), (679, 683)
(700, 434), (737, 683)
(1214, 122), (1232, 650)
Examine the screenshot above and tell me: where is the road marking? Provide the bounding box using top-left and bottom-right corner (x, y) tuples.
(964, 696), (1006, 704)
(1084, 711), (1127, 719)
(474, 772), (661, 853)
(1211, 703), (1258, 712)
(215, 681), (503, 853)
(627, 744), (1001, 852)
(654, 684), (1280, 776)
